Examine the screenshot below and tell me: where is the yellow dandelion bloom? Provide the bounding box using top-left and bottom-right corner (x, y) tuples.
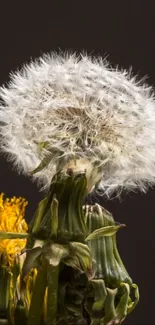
(0, 193), (28, 267)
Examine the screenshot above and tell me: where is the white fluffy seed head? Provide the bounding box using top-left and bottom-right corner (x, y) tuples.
(0, 52), (155, 197)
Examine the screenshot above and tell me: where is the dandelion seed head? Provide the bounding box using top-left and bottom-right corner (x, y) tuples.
(0, 52), (155, 196)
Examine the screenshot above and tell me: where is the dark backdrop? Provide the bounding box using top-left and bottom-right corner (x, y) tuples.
(0, 1), (154, 324)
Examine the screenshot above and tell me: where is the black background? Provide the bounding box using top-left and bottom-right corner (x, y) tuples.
(0, 1), (155, 324)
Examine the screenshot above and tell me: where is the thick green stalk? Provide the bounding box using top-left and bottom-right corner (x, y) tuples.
(27, 265), (47, 325)
(46, 264), (59, 325)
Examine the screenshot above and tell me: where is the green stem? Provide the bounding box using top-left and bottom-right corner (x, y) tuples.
(27, 266), (47, 325)
(0, 232), (29, 239)
(46, 264), (59, 325)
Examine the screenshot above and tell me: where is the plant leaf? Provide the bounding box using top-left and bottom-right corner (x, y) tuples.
(43, 243), (69, 267)
(127, 283), (140, 314)
(85, 224), (125, 241)
(29, 153), (53, 175)
(115, 282), (130, 320)
(31, 197), (48, 234)
(21, 247), (42, 278)
(67, 242), (93, 278)
(91, 279), (107, 317)
(64, 255), (83, 273)
(50, 196), (59, 238)
(103, 288), (118, 324)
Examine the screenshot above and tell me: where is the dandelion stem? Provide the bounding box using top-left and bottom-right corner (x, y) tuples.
(46, 264), (59, 325)
(27, 265), (47, 325)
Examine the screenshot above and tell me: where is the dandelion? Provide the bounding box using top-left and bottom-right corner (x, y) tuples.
(0, 194), (28, 324)
(0, 53), (155, 196)
(0, 53), (146, 324)
(0, 193), (28, 267)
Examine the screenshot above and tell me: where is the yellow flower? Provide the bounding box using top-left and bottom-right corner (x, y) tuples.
(0, 193), (28, 267)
